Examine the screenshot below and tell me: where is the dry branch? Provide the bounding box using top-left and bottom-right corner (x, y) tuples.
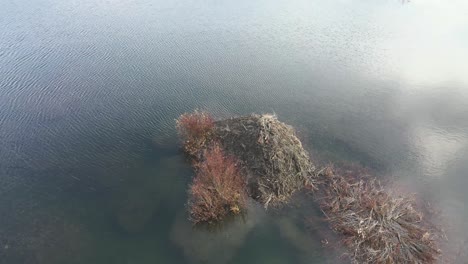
(315, 165), (440, 264)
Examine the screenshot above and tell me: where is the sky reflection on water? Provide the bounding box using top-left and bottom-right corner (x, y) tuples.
(0, 0), (467, 263)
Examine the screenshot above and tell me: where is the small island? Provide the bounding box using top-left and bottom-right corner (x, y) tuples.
(176, 110), (441, 264)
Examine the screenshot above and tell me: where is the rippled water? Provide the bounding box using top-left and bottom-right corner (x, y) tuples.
(1, 0), (467, 263)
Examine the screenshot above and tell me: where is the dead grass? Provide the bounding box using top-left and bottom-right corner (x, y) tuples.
(315, 165), (440, 264)
(176, 110), (215, 158)
(189, 144), (248, 224)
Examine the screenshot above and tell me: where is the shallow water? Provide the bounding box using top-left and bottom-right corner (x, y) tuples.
(1, 0), (468, 263)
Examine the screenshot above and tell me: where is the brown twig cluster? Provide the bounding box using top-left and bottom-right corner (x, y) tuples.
(316, 166), (440, 263)
(214, 114), (315, 207)
(176, 110), (215, 158)
(177, 111), (247, 224)
(188, 144), (248, 224)
(177, 112), (315, 218)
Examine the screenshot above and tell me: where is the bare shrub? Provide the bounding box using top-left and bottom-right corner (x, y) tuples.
(176, 110), (215, 158)
(189, 144), (247, 224)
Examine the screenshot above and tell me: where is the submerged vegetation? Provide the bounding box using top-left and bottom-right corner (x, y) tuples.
(176, 110), (442, 263)
(315, 165), (440, 263)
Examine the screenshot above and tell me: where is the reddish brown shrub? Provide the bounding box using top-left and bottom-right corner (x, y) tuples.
(176, 111), (215, 158)
(189, 144), (247, 224)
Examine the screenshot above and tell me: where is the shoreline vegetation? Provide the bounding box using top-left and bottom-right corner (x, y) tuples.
(176, 110), (441, 263)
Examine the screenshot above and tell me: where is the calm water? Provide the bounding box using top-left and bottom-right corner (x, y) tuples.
(1, 0), (468, 263)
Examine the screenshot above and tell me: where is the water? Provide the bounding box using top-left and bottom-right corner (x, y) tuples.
(1, 0), (467, 263)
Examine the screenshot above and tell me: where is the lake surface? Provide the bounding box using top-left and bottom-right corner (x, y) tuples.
(1, 0), (467, 263)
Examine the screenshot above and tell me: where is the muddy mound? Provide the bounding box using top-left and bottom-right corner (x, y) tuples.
(214, 114), (315, 207)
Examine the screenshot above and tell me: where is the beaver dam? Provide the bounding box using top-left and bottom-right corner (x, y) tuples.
(176, 111), (441, 263)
